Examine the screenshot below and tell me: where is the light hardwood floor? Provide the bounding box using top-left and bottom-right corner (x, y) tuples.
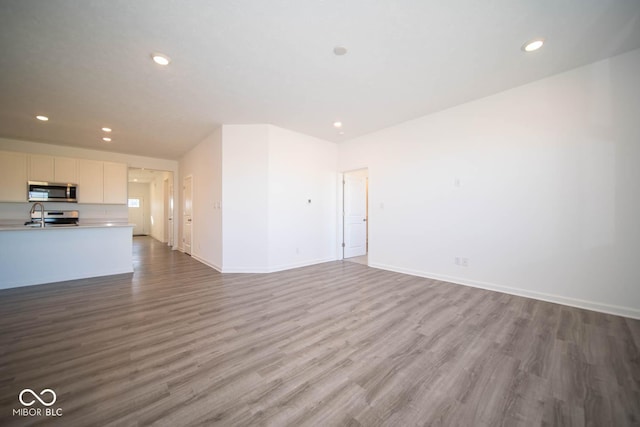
(1, 236), (638, 426)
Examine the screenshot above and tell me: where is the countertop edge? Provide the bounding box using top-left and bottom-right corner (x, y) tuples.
(0, 224), (135, 231)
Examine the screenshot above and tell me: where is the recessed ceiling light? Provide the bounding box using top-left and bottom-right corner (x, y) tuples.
(333, 121), (342, 128)
(102, 137), (112, 142)
(102, 127), (112, 132)
(36, 115), (49, 121)
(338, 131), (345, 135)
(522, 38), (544, 52)
(151, 53), (171, 65)
(333, 46), (348, 56)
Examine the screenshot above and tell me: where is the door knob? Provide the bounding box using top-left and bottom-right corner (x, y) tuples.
(363, 218), (367, 222)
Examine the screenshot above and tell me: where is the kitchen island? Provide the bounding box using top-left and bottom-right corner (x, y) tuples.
(0, 224), (133, 289)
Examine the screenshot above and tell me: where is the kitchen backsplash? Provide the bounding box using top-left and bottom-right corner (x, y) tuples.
(0, 202), (128, 225)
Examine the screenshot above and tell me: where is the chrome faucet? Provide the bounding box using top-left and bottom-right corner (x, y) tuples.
(30, 202), (45, 227)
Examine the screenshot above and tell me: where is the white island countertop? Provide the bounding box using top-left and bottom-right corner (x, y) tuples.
(0, 223), (133, 231)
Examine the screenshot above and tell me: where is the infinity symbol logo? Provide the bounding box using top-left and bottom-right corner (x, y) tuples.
(19, 389), (57, 407)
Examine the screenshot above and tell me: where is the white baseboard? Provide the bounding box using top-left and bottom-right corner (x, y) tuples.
(220, 267), (270, 273)
(266, 257), (337, 273)
(191, 254), (222, 273)
(369, 262), (640, 320)
(211, 257), (336, 274)
(219, 257), (337, 274)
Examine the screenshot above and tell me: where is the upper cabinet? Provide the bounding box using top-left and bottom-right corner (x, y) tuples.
(77, 159), (104, 204)
(103, 162), (128, 204)
(53, 157), (78, 183)
(28, 154), (77, 183)
(77, 159), (127, 204)
(28, 154), (54, 182)
(1, 152), (127, 205)
(0, 151), (28, 202)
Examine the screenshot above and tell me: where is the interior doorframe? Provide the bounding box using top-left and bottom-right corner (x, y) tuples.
(163, 177), (170, 245)
(127, 181), (151, 236)
(137, 196), (146, 235)
(183, 174), (193, 255)
(339, 168), (369, 261)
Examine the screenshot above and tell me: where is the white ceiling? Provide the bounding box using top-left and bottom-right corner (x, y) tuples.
(1, 0), (639, 160)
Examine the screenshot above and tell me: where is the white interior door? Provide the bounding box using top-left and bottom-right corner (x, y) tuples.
(183, 175), (192, 255)
(343, 170), (368, 258)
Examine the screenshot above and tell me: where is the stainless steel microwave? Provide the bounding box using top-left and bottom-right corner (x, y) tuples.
(28, 181), (78, 203)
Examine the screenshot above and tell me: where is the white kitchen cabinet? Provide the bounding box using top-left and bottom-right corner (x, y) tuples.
(103, 162), (127, 204)
(5, 151), (126, 205)
(77, 159), (104, 204)
(0, 151), (27, 202)
(28, 155), (77, 183)
(28, 154), (54, 182)
(54, 157), (77, 183)
(77, 159), (127, 204)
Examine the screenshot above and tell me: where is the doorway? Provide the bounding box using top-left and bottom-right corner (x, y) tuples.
(343, 168), (368, 264)
(128, 168), (175, 244)
(128, 182), (150, 236)
(128, 196), (146, 235)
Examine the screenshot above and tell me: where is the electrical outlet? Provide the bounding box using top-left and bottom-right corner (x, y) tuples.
(455, 257), (469, 267)
(296, 247), (300, 255)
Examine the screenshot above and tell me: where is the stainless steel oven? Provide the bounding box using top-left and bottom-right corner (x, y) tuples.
(25, 210), (80, 227)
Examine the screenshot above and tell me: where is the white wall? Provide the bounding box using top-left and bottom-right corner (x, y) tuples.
(180, 124), (337, 273)
(339, 48), (640, 318)
(179, 128), (223, 270)
(267, 125), (337, 271)
(221, 125), (270, 272)
(181, 124), (338, 273)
